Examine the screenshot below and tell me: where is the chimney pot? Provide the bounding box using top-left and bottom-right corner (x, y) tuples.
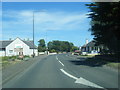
(9, 38), (12, 40)
(85, 39), (88, 44)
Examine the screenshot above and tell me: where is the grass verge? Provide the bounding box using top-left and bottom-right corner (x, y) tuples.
(72, 54), (119, 70)
(1, 55), (30, 69)
(106, 63), (120, 69)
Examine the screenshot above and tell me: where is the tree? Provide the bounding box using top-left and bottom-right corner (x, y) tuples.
(71, 46), (78, 52)
(38, 39), (46, 52)
(47, 40), (77, 52)
(86, 2), (120, 55)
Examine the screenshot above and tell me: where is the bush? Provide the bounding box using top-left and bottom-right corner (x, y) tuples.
(2, 56), (9, 61)
(2, 55), (31, 61)
(24, 55), (30, 58)
(50, 49), (56, 53)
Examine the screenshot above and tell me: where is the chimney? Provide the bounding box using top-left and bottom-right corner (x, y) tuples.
(9, 38), (12, 40)
(27, 38), (29, 41)
(85, 39), (88, 45)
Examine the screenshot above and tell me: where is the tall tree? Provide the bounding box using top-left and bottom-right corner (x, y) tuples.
(86, 2), (120, 55)
(38, 39), (46, 52)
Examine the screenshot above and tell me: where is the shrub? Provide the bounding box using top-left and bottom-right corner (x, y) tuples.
(2, 56), (9, 61)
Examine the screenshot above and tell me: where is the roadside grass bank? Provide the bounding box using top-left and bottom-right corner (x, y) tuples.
(105, 62), (120, 69)
(80, 55), (120, 70)
(0, 55), (31, 69)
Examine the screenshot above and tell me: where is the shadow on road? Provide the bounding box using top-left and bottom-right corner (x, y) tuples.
(70, 58), (107, 67)
(69, 55), (119, 67)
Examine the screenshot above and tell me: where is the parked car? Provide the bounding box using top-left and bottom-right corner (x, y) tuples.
(91, 50), (98, 54)
(81, 51), (87, 55)
(74, 50), (81, 55)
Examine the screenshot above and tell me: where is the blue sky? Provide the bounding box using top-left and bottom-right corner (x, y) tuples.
(2, 2), (94, 47)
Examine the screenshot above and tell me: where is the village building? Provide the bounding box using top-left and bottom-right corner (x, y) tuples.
(80, 39), (104, 55)
(0, 37), (38, 56)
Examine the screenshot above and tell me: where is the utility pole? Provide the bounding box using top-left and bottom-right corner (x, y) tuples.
(32, 10), (46, 57)
(33, 11), (35, 58)
(46, 30), (48, 55)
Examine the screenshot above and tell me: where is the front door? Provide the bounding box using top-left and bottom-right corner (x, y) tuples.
(14, 48), (23, 55)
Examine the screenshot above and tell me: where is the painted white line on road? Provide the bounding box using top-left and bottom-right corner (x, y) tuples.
(56, 56), (64, 66)
(56, 56), (58, 60)
(75, 77), (105, 89)
(60, 69), (105, 89)
(60, 69), (78, 80)
(59, 61), (64, 66)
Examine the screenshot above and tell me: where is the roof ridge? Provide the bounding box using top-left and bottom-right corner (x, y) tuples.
(0, 40), (13, 41)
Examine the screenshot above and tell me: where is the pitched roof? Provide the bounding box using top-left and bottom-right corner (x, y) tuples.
(82, 40), (96, 47)
(0, 40), (13, 48)
(86, 40), (96, 47)
(0, 39), (37, 49)
(23, 40), (37, 49)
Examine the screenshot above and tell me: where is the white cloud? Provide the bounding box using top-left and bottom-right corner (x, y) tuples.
(3, 10), (88, 31)
(2, 10), (91, 43)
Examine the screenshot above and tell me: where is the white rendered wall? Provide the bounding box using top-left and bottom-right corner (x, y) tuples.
(6, 38), (31, 56)
(0, 51), (5, 56)
(29, 49), (38, 56)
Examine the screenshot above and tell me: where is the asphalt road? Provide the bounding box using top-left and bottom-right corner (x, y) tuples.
(3, 54), (119, 89)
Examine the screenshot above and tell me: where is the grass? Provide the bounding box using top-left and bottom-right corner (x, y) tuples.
(83, 55), (120, 69)
(1, 57), (10, 68)
(1, 55), (30, 69)
(106, 62), (120, 69)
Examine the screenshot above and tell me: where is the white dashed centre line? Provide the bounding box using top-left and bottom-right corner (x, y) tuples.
(56, 56), (64, 66)
(56, 55), (106, 89)
(56, 56), (58, 60)
(58, 61), (64, 66)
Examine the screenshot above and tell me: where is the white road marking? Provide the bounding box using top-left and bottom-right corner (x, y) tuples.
(56, 56), (58, 60)
(58, 61), (64, 66)
(56, 56), (64, 66)
(60, 69), (78, 80)
(75, 77), (105, 89)
(60, 69), (105, 89)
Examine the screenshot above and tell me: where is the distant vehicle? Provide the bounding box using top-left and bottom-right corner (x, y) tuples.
(74, 52), (79, 55)
(81, 51), (87, 55)
(91, 50), (98, 54)
(73, 50), (81, 55)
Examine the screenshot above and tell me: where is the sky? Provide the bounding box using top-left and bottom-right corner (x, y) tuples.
(1, 2), (94, 47)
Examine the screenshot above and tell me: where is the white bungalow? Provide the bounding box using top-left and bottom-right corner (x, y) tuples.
(0, 37), (38, 56)
(80, 39), (104, 55)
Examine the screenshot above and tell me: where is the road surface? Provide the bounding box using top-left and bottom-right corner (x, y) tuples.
(3, 54), (119, 89)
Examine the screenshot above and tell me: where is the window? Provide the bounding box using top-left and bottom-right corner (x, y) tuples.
(16, 46), (22, 48)
(9, 50), (13, 53)
(0, 48), (5, 51)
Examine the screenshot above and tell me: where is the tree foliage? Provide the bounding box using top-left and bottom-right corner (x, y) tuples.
(86, 2), (120, 54)
(38, 39), (46, 52)
(47, 40), (78, 53)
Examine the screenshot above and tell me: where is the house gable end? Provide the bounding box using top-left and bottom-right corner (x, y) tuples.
(6, 38), (30, 49)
